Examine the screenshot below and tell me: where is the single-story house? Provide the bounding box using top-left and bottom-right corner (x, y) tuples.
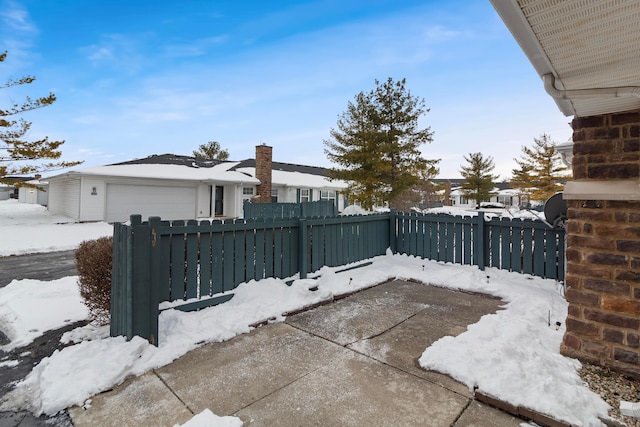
(18, 179), (49, 205)
(46, 145), (348, 223)
(0, 183), (15, 201)
(448, 182), (525, 209)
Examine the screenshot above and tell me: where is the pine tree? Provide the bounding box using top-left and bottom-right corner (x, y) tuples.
(459, 152), (499, 209)
(1, 51), (82, 185)
(192, 140), (230, 160)
(324, 77), (439, 210)
(511, 134), (571, 203)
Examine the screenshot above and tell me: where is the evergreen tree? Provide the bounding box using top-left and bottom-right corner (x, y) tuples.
(511, 134), (571, 203)
(192, 140), (230, 160)
(1, 51), (81, 185)
(324, 77), (439, 210)
(459, 152), (499, 209)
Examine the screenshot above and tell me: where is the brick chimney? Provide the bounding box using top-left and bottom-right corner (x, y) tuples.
(255, 144), (272, 203)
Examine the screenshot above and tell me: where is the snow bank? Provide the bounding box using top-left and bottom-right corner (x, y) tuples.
(0, 253), (611, 425)
(174, 409), (242, 427)
(0, 277), (89, 350)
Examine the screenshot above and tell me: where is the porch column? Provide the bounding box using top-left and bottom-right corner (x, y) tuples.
(561, 109), (640, 377)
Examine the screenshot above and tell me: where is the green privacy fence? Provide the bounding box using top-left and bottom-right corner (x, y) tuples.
(110, 213), (390, 345)
(243, 200), (337, 220)
(111, 210), (564, 345)
(394, 212), (565, 279)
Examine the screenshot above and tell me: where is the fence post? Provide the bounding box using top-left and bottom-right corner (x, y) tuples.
(110, 221), (132, 339)
(299, 218), (308, 279)
(130, 215), (156, 345)
(475, 213), (485, 271)
(388, 209), (396, 253)
(147, 216), (162, 346)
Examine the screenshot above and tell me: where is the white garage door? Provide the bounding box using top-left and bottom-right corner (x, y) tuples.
(106, 184), (197, 223)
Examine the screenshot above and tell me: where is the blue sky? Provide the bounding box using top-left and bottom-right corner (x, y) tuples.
(1, 0), (573, 179)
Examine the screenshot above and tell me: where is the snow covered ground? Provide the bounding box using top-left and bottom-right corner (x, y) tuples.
(0, 200), (612, 426)
(0, 200), (112, 256)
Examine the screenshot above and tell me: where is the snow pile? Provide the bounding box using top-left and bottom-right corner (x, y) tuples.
(0, 277), (89, 350)
(0, 200), (112, 256)
(174, 409), (242, 427)
(0, 252), (611, 425)
(339, 205), (370, 216)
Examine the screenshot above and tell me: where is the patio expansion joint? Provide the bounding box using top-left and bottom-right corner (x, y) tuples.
(230, 365), (325, 416)
(287, 307), (475, 400)
(152, 369), (196, 417)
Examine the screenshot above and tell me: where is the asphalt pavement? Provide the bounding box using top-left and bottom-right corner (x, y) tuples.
(0, 250), (79, 427)
(0, 250), (78, 288)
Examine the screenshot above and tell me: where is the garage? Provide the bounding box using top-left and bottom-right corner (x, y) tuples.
(105, 184), (197, 223)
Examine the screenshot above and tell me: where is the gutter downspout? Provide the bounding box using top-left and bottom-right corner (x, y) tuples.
(543, 74), (640, 99)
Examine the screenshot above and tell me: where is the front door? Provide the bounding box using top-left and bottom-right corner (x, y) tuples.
(214, 186), (224, 216)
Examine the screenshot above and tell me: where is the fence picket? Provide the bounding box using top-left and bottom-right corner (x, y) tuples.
(254, 224), (265, 281)
(186, 220), (199, 299)
(245, 220), (255, 280)
(212, 221), (223, 293)
(170, 220), (185, 300)
(533, 228), (545, 277)
(223, 223), (235, 292)
(234, 223), (246, 284)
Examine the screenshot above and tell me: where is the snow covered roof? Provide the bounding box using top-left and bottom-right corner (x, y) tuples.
(45, 153), (346, 188)
(234, 167), (347, 190)
(47, 163), (260, 185)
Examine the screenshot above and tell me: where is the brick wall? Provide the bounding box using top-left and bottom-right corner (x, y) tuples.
(561, 109), (640, 377)
(255, 144), (272, 203)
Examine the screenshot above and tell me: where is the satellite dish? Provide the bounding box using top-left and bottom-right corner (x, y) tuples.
(544, 192), (567, 228)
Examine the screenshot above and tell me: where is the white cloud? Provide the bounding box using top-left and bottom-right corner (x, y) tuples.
(0, 0), (37, 33)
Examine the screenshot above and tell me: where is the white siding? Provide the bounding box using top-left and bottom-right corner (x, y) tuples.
(0, 187), (12, 200)
(48, 179), (81, 219)
(225, 184), (240, 218)
(105, 183), (197, 223)
(79, 178), (106, 222)
(196, 184), (210, 218)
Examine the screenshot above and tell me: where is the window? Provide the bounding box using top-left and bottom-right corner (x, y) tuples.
(320, 190), (336, 201)
(299, 189), (310, 202)
(271, 188), (278, 203)
(243, 187), (254, 196)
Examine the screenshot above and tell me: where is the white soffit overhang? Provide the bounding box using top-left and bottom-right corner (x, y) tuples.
(490, 0), (640, 117)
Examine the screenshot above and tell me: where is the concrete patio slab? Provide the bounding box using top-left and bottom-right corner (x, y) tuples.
(235, 349), (468, 427)
(348, 311), (472, 396)
(69, 371), (193, 427)
(453, 400), (522, 427)
(68, 280), (517, 427)
(154, 322), (346, 416)
(285, 280), (430, 345)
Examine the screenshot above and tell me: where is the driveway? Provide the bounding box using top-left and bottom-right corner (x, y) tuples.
(0, 250), (79, 426)
(0, 250), (77, 288)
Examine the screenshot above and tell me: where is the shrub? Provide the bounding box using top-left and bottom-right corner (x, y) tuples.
(75, 236), (112, 325)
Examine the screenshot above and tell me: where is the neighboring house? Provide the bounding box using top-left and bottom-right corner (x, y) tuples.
(18, 179), (49, 205)
(45, 145), (348, 223)
(0, 183), (15, 201)
(448, 182), (524, 209)
(491, 1), (640, 377)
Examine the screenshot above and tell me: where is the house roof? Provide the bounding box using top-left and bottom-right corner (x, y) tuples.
(490, 0), (640, 117)
(111, 153), (226, 169)
(46, 153), (347, 189)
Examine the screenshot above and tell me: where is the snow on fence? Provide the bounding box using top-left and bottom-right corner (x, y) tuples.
(242, 200), (337, 220)
(111, 210), (564, 345)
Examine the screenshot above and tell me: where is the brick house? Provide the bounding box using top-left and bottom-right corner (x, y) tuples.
(491, 1), (640, 376)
